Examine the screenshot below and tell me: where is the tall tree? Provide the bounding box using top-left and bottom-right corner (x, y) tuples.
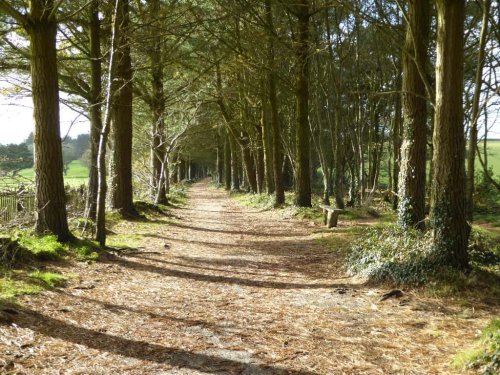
(265, 0), (285, 205)
(224, 131), (231, 190)
(397, 0), (430, 230)
(0, 0), (71, 241)
(86, 0), (103, 222)
(109, 0), (135, 215)
(294, 0), (312, 207)
(149, 0), (168, 205)
(431, 0), (469, 269)
(96, 0), (121, 246)
(466, 0), (491, 221)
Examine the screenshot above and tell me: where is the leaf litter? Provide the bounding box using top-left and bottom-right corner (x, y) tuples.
(0, 181), (498, 374)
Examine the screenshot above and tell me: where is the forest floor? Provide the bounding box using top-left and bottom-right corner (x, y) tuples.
(1, 181), (498, 374)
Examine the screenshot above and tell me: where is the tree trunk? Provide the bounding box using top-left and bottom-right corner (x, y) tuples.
(466, 0), (491, 221)
(109, 0), (135, 215)
(398, 0), (430, 230)
(334, 104), (345, 209)
(431, 0), (469, 270)
(28, 0), (71, 241)
(85, 0), (102, 223)
(255, 124), (265, 194)
(230, 135), (240, 190)
(265, 0), (284, 205)
(217, 133), (224, 185)
(96, 0), (121, 247)
(392, 70), (402, 210)
(149, 0), (167, 205)
(224, 132), (231, 190)
(240, 133), (258, 193)
(260, 95), (274, 194)
(294, 0), (312, 207)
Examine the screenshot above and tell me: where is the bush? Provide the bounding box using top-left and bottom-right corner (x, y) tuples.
(346, 226), (435, 285)
(474, 169), (500, 212)
(346, 226), (499, 285)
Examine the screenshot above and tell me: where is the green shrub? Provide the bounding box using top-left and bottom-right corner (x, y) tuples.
(468, 230), (500, 266)
(474, 169), (500, 212)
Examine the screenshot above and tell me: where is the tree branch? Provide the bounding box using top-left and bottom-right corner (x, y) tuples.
(0, 1), (28, 26)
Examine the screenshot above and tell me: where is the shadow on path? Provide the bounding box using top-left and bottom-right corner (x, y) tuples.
(14, 308), (318, 375)
(104, 254), (354, 290)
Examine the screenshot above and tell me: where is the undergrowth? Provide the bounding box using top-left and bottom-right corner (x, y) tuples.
(28, 270), (67, 288)
(346, 226), (500, 292)
(454, 319), (500, 374)
(0, 232), (98, 302)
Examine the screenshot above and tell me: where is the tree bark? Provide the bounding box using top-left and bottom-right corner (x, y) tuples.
(109, 0), (135, 215)
(265, 0), (284, 205)
(294, 0), (312, 207)
(392, 69), (402, 210)
(224, 132), (231, 190)
(85, 0), (102, 222)
(28, 0), (71, 241)
(431, 0), (469, 270)
(398, 0), (430, 230)
(260, 95), (274, 194)
(149, 0), (167, 205)
(230, 135), (240, 190)
(466, 0), (491, 221)
(96, 0), (121, 247)
(255, 123), (265, 194)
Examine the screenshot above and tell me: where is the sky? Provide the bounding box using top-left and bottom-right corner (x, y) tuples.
(0, 85), (498, 146)
(0, 93), (90, 145)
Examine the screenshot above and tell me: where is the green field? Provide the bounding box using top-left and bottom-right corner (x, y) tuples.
(377, 140), (500, 188)
(0, 160), (89, 190)
(478, 140), (500, 177)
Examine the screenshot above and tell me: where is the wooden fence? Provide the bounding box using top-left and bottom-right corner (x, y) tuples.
(0, 189), (35, 223)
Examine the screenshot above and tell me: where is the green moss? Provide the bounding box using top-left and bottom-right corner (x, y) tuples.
(106, 233), (143, 249)
(0, 276), (42, 300)
(69, 239), (100, 261)
(28, 271), (67, 288)
(17, 234), (67, 260)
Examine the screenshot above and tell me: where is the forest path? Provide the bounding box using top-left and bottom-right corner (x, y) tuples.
(1, 181), (495, 374)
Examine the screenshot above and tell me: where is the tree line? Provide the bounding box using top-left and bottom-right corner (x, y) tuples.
(0, 0), (498, 268)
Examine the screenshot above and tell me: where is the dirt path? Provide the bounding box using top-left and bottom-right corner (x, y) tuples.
(0, 181), (496, 374)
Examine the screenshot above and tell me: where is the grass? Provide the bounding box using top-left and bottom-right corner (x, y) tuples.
(477, 140), (500, 177)
(16, 233), (67, 260)
(28, 270), (67, 288)
(0, 159), (88, 189)
(453, 318), (500, 373)
(0, 276), (42, 300)
(169, 184), (189, 207)
(377, 140), (500, 189)
(0, 270), (68, 302)
(4, 231), (100, 263)
(0, 231), (98, 302)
